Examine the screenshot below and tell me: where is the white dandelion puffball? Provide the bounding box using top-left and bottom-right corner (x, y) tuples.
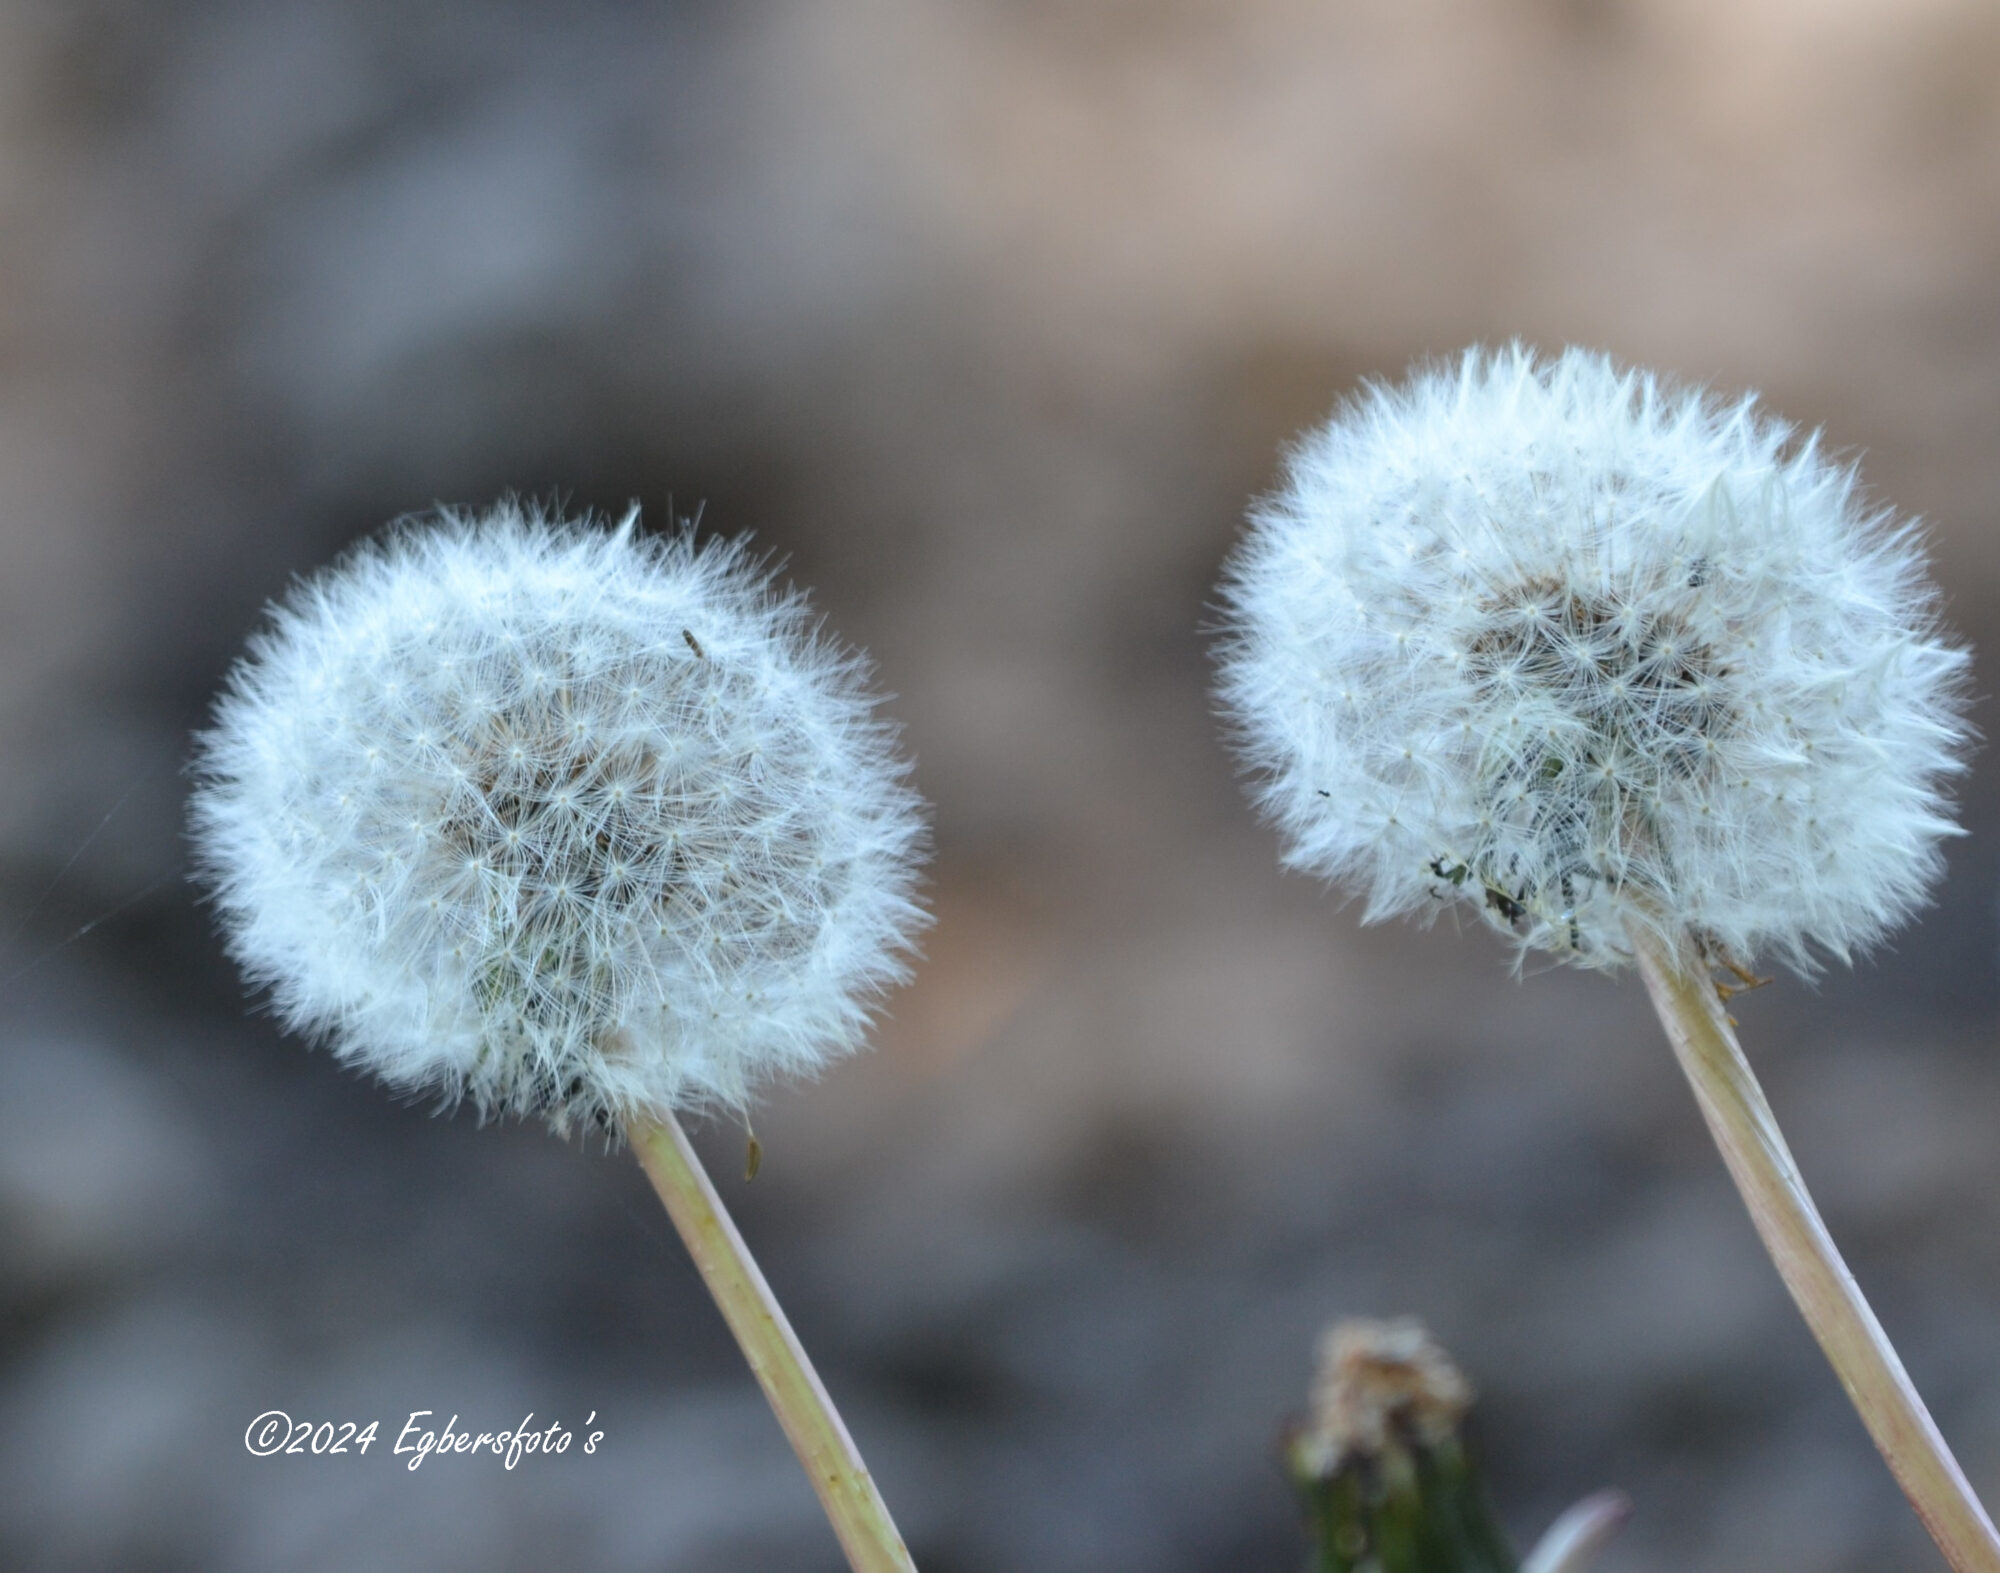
(1216, 344), (1970, 973)
(192, 503), (928, 1131)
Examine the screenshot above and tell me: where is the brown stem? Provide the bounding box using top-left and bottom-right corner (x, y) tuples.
(629, 1110), (917, 1573)
(1628, 918), (2000, 1573)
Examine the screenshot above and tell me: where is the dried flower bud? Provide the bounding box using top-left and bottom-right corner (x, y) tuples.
(1288, 1318), (1515, 1573)
(191, 502), (928, 1133)
(1294, 1317), (1476, 1481)
(1216, 344), (1971, 971)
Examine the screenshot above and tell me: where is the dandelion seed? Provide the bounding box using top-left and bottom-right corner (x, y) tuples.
(1215, 343), (1969, 974)
(190, 500), (929, 1133)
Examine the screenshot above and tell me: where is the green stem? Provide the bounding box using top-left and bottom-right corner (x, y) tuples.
(1628, 919), (2000, 1573)
(629, 1111), (917, 1573)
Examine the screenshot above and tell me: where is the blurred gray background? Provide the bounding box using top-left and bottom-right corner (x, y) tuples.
(2, 2), (1998, 1569)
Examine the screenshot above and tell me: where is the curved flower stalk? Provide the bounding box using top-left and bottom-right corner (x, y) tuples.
(192, 502), (928, 1573)
(1217, 346), (1994, 1571)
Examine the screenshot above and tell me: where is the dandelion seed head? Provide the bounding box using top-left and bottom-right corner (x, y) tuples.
(191, 501), (928, 1132)
(1215, 344), (1971, 972)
